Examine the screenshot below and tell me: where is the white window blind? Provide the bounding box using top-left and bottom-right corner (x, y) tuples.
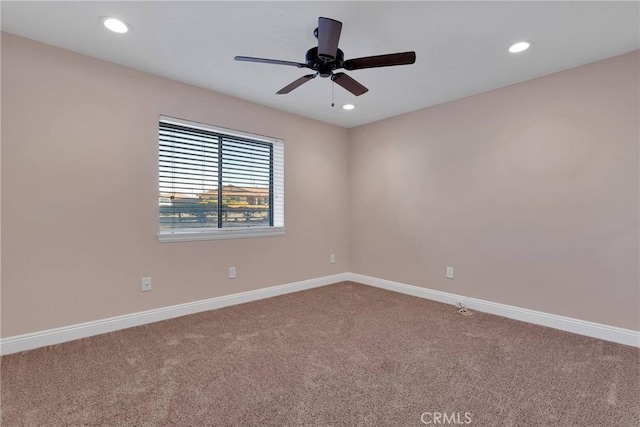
(158, 116), (284, 242)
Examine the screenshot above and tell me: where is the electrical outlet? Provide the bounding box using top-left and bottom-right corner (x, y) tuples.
(229, 267), (236, 279)
(446, 267), (454, 279)
(330, 254), (336, 264)
(141, 277), (152, 292)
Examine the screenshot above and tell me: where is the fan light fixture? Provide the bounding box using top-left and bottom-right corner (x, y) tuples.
(342, 104), (355, 110)
(103, 17), (129, 34)
(509, 41), (530, 53)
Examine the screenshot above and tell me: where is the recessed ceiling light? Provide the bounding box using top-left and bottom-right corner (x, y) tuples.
(103, 17), (129, 34)
(342, 104), (355, 110)
(508, 41), (530, 53)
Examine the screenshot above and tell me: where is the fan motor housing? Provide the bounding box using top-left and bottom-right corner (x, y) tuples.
(305, 47), (344, 77)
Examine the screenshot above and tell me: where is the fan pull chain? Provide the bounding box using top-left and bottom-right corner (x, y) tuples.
(331, 81), (335, 107)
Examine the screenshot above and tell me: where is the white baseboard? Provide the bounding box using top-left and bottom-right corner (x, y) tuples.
(3, 272), (638, 355)
(346, 273), (640, 348)
(0, 273), (350, 355)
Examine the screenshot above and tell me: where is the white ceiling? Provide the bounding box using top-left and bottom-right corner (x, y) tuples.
(2, 1), (639, 128)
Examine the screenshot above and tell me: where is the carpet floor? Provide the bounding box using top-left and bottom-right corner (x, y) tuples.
(2, 282), (639, 426)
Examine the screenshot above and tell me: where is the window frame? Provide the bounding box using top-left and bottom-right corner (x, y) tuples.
(157, 116), (285, 243)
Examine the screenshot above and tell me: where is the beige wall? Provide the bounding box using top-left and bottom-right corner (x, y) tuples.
(2, 33), (638, 338)
(349, 51), (639, 330)
(1, 34), (350, 337)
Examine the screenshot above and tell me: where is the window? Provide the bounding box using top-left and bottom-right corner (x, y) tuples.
(158, 116), (284, 242)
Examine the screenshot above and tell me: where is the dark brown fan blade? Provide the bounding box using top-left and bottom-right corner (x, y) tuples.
(276, 74), (317, 94)
(317, 17), (342, 62)
(343, 52), (416, 70)
(330, 72), (368, 96)
(235, 56), (306, 68)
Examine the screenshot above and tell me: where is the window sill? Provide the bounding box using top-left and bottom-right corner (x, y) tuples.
(157, 227), (286, 243)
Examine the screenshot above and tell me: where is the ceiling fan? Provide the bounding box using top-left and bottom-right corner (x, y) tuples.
(235, 17), (416, 96)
